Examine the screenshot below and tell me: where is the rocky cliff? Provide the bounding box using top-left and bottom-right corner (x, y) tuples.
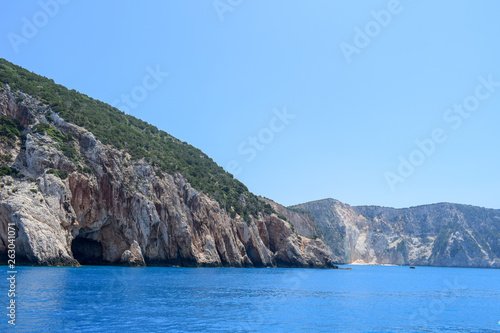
(0, 85), (336, 268)
(291, 199), (500, 268)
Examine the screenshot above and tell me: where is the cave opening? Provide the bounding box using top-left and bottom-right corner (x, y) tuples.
(71, 237), (104, 265)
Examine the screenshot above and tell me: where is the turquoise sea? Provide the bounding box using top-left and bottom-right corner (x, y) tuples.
(2, 265), (499, 332)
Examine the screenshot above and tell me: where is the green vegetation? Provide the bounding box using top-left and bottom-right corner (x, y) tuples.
(33, 123), (62, 139)
(396, 240), (408, 255)
(287, 206), (316, 222)
(30, 188), (38, 194)
(430, 223), (458, 258)
(46, 168), (68, 180)
(0, 165), (19, 177)
(0, 58), (274, 221)
(1, 154), (12, 162)
(82, 166), (93, 174)
(33, 123), (79, 163)
(0, 115), (23, 143)
(277, 213), (288, 221)
(449, 242), (463, 258)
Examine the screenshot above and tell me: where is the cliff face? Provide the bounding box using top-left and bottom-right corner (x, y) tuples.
(0, 86), (336, 268)
(292, 199), (500, 268)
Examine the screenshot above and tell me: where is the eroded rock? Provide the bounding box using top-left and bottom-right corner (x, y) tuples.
(0, 86), (336, 269)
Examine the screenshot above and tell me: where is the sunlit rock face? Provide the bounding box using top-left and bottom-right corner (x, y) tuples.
(0, 86), (336, 269)
(292, 198), (500, 268)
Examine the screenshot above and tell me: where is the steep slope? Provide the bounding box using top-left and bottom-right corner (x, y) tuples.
(291, 199), (500, 268)
(0, 62), (335, 268)
(0, 58), (272, 224)
(263, 198), (344, 264)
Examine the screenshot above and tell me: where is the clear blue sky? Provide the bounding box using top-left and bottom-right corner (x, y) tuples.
(2, 1), (499, 209)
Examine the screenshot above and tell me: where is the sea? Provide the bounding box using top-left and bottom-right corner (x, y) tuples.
(2, 265), (499, 332)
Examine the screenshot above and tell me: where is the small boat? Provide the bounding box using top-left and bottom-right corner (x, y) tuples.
(410, 266), (416, 269)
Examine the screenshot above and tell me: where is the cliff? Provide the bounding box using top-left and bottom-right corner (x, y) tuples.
(291, 199), (500, 268)
(0, 85), (336, 268)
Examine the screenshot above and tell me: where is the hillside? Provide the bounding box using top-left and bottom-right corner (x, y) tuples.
(0, 59), (335, 268)
(290, 199), (500, 268)
(0, 58), (272, 222)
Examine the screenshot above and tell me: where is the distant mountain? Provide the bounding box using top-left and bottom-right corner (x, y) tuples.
(0, 58), (335, 268)
(289, 198), (500, 268)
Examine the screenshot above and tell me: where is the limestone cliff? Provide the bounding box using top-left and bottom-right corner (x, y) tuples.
(291, 199), (500, 268)
(0, 86), (336, 268)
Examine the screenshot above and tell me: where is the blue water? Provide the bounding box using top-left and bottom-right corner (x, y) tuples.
(1, 265), (499, 332)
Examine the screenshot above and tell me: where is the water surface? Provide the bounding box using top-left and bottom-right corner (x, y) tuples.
(2, 265), (499, 332)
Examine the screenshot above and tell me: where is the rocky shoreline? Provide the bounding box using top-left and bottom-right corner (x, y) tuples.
(0, 86), (336, 269)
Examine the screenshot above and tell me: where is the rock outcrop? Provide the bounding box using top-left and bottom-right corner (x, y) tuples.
(0, 86), (336, 268)
(120, 241), (146, 267)
(291, 198), (500, 268)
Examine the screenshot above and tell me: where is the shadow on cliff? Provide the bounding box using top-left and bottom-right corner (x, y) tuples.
(71, 237), (104, 265)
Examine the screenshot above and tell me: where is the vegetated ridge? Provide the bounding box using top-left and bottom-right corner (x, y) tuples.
(0, 58), (335, 268)
(0, 58), (272, 222)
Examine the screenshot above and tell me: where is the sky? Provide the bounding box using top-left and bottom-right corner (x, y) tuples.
(1, 1), (499, 209)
